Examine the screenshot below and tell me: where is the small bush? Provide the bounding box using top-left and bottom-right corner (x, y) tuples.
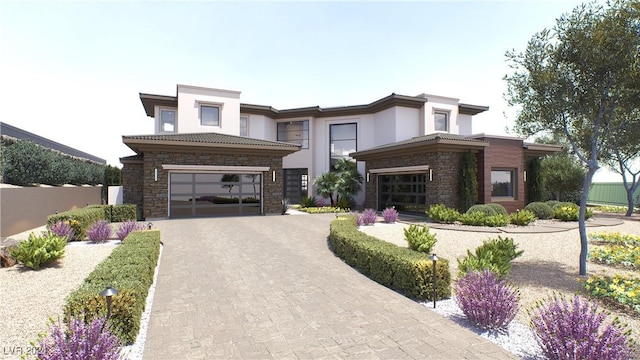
(455, 270), (519, 330)
(486, 203), (508, 216)
(315, 197), (326, 207)
(525, 202), (554, 219)
(459, 211), (488, 226)
(458, 236), (523, 277)
(116, 221), (145, 241)
(47, 221), (73, 241)
(509, 209), (537, 226)
(299, 196), (318, 208)
(427, 204), (461, 224)
(467, 204), (498, 216)
(382, 207), (398, 223)
(47, 207), (105, 240)
(553, 202), (593, 221)
(112, 204), (137, 222)
(404, 225), (437, 254)
(87, 220), (113, 242)
(545, 200), (562, 209)
(10, 232), (66, 270)
(298, 206), (349, 214)
(484, 214), (510, 227)
(584, 274), (640, 316)
(529, 293), (633, 360)
(335, 197), (353, 211)
(362, 208), (377, 225)
(36, 315), (122, 360)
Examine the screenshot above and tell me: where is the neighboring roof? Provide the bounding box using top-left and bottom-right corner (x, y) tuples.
(122, 132), (301, 155)
(351, 133), (490, 160)
(139, 90), (488, 118)
(0, 122), (106, 164)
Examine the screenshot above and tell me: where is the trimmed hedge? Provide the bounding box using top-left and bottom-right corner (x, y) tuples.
(87, 204), (137, 223)
(47, 208), (105, 240)
(329, 216), (450, 301)
(63, 230), (161, 344)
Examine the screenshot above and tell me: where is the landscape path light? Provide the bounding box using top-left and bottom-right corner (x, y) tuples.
(99, 286), (118, 325)
(429, 253), (439, 309)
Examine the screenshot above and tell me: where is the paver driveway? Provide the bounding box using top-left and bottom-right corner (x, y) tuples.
(143, 214), (516, 359)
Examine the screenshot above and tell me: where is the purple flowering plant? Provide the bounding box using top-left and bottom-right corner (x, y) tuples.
(47, 221), (74, 242)
(116, 221), (145, 241)
(86, 220), (113, 242)
(382, 207), (398, 223)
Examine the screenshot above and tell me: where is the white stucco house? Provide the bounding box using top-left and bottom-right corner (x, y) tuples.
(121, 84), (559, 219)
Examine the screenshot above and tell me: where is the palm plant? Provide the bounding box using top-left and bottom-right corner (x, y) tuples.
(314, 171), (338, 205)
(313, 158), (363, 206)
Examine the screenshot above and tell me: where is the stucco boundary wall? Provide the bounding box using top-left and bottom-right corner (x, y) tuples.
(0, 185), (101, 238)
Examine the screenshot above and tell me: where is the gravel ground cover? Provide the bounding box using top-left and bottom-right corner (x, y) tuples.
(360, 217), (640, 357)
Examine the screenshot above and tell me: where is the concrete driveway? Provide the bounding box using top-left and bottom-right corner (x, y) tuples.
(143, 214), (516, 359)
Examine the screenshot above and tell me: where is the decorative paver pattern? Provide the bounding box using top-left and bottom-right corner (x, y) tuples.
(143, 214), (516, 359)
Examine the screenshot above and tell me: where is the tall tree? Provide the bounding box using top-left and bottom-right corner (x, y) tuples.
(504, 0), (640, 275)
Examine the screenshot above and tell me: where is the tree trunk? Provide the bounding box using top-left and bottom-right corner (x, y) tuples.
(622, 176), (639, 217)
(579, 165), (598, 276)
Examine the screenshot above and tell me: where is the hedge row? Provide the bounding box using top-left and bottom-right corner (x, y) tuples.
(46, 204), (138, 240)
(63, 230), (161, 344)
(87, 204), (137, 222)
(329, 216), (450, 301)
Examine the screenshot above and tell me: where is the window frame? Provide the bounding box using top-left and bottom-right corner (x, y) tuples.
(277, 120), (309, 149)
(434, 110), (449, 132)
(329, 122), (358, 170)
(159, 108), (176, 133)
(490, 168), (516, 201)
(200, 104), (221, 127)
(240, 115), (249, 137)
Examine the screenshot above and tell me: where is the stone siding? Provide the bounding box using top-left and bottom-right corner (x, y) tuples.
(122, 160), (144, 217)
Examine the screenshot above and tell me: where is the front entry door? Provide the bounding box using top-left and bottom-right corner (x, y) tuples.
(283, 168), (308, 204)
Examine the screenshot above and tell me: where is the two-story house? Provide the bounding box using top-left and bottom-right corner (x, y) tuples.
(121, 84), (560, 219)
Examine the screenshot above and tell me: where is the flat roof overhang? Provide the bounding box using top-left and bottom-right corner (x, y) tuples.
(523, 143), (563, 157)
(123, 138), (301, 157)
(351, 138), (489, 161)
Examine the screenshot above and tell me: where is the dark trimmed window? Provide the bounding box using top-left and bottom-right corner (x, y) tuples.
(201, 105), (220, 126)
(435, 112), (448, 132)
(330, 123), (357, 169)
(277, 120), (309, 148)
(491, 169), (515, 198)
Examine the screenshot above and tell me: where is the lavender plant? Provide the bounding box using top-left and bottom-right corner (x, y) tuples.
(116, 221), (145, 241)
(362, 208), (377, 225)
(86, 220), (113, 242)
(352, 212), (364, 227)
(382, 207), (398, 223)
(454, 269), (519, 330)
(37, 316), (123, 360)
(47, 221), (73, 241)
(529, 293), (633, 360)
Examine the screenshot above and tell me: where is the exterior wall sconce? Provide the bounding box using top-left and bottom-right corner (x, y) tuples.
(272, 170), (276, 182)
(366, 172), (370, 183)
(429, 169), (433, 182)
(523, 170), (527, 182)
(99, 286), (119, 326)
(429, 253), (439, 308)
(154, 168), (158, 182)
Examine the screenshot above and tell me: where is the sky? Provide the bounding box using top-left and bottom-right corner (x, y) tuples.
(0, 0), (622, 181)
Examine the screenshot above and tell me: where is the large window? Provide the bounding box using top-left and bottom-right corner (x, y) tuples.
(277, 120), (309, 148)
(330, 123), (357, 168)
(160, 109), (175, 132)
(240, 115), (249, 137)
(201, 105), (220, 126)
(491, 170), (515, 198)
(434, 111), (448, 132)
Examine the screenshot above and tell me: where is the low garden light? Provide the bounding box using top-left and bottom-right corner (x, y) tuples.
(429, 253), (439, 309)
(147, 222), (153, 230)
(99, 286), (118, 323)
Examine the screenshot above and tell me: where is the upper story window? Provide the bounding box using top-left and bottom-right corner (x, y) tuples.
(240, 115), (249, 137)
(330, 123), (357, 169)
(160, 109), (176, 132)
(201, 105), (220, 126)
(277, 120), (309, 148)
(434, 111), (449, 132)
(491, 169), (515, 199)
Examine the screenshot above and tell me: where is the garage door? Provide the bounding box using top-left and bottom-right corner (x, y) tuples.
(378, 173), (427, 213)
(169, 173), (262, 217)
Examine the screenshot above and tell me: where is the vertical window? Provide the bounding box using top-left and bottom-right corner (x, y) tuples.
(301, 174), (308, 192)
(201, 105), (220, 126)
(434, 111), (448, 132)
(330, 123), (357, 169)
(277, 120), (309, 148)
(491, 170), (515, 198)
(240, 115), (249, 137)
(160, 110), (175, 132)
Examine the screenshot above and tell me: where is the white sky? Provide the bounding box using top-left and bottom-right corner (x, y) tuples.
(0, 0), (621, 181)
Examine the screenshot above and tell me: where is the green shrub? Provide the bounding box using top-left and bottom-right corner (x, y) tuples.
(509, 209), (537, 226)
(484, 214), (510, 227)
(112, 204), (137, 222)
(10, 232), (66, 270)
(329, 217), (450, 301)
(457, 236), (523, 277)
(335, 197), (353, 211)
(427, 204), (461, 224)
(524, 202), (554, 219)
(459, 211), (488, 226)
(545, 200), (562, 209)
(299, 196), (318, 208)
(486, 203), (508, 216)
(47, 208), (105, 240)
(466, 204), (497, 216)
(64, 230), (160, 344)
(298, 206), (349, 214)
(404, 225), (437, 254)
(87, 205), (113, 222)
(553, 203), (593, 221)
